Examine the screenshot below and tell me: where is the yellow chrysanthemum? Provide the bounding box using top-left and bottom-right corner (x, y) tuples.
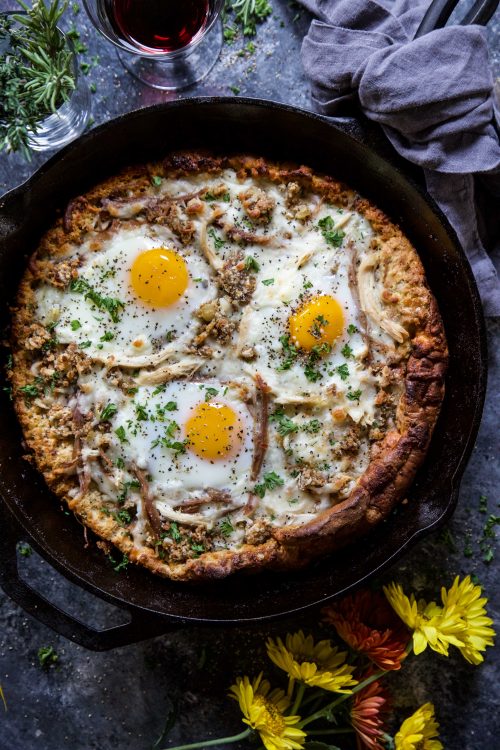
(266, 630), (358, 693)
(229, 673), (306, 750)
(395, 702), (443, 750)
(441, 575), (495, 664)
(384, 583), (465, 656)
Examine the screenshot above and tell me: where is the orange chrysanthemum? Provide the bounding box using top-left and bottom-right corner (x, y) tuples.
(323, 589), (410, 670)
(351, 675), (390, 750)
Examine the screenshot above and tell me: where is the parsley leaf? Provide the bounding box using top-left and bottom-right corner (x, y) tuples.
(100, 402), (117, 421)
(70, 319), (81, 331)
(262, 278), (274, 286)
(254, 471), (284, 498)
(70, 278), (124, 323)
(168, 522), (181, 542)
(277, 335), (299, 371)
(208, 228), (225, 249)
(303, 419), (321, 434)
(135, 403), (148, 421)
(38, 646), (58, 670)
(151, 175), (162, 187)
(205, 387), (219, 402)
(341, 343), (353, 359)
(219, 518), (234, 537)
(270, 408), (299, 436)
(244, 256), (260, 272)
(347, 323), (358, 335)
(115, 425), (128, 443)
(346, 388), (362, 403)
(317, 216), (345, 247)
(336, 363), (349, 381)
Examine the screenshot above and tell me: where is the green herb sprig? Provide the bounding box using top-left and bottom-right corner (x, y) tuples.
(0, 1), (76, 158)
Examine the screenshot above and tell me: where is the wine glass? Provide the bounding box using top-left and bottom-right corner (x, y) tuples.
(82, 0), (225, 91)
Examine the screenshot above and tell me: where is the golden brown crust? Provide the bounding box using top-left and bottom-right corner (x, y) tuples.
(9, 152), (448, 582)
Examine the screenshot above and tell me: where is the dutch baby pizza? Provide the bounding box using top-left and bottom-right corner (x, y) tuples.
(10, 153), (447, 580)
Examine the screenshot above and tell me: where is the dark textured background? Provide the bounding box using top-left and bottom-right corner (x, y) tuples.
(0, 2), (499, 748)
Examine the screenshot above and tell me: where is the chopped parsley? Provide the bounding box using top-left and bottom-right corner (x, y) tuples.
(208, 228), (225, 249)
(346, 388), (362, 403)
(115, 425), (128, 443)
(19, 383), (39, 398)
(310, 314), (328, 339)
(341, 343), (353, 359)
(37, 646), (58, 670)
(153, 421), (188, 454)
(152, 384), (166, 396)
(17, 542), (33, 557)
(304, 362), (322, 382)
(117, 479), (140, 505)
(262, 278), (274, 286)
(303, 419), (321, 434)
(79, 340), (92, 349)
(303, 279), (313, 289)
(70, 319), (81, 331)
(70, 277), (125, 323)
(336, 363), (349, 381)
(108, 552), (129, 572)
(317, 216), (346, 247)
(115, 457), (125, 469)
(135, 403), (148, 421)
(168, 522), (181, 542)
(254, 471), (284, 498)
(165, 401), (177, 411)
(204, 387), (219, 402)
(270, 408), (299, 436)
(219, 518), (234, 537)
(151, 175), (162, 187)
(100, 331), (114, 342)
(347, 323), (358, 335)
(100, 402), (117, 421)
(244, 256), (260, 272)
(191, 543), (205, 557)
(277, 335), (299, 371)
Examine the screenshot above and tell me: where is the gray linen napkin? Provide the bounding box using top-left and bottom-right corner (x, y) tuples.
(299, 0), (500, 315)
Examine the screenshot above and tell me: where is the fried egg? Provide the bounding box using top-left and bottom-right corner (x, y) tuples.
(36, 225), (215, 362)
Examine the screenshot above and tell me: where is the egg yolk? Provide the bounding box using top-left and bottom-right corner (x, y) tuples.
(130, 248), (189, 307)
(184, 401), (243, 461)
(289, 295), (344, 351)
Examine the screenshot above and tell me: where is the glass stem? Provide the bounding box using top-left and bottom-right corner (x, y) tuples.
(298, 669), (387, 728)
(165, 727), (252, 750)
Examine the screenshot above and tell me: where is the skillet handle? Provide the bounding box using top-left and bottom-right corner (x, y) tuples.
(0, 506), (174, 651)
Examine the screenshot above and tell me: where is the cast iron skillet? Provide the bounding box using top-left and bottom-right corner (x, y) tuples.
(0, 98), (487, 650)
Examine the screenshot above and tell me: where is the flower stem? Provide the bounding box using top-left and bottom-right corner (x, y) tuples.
(164, 727), (252, 750)
(290, 682), (306, 715)
(298, 669), (386, 728)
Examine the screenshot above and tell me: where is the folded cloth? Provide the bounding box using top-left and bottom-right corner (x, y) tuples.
(299, 0), (500, 315)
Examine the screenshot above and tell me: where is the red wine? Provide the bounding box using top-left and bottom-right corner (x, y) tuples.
(107, 0), (210, 53)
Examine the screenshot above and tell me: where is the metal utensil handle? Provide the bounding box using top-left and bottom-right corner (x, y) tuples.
(415, 0), (499, 37)
(0, 504), (173, 650)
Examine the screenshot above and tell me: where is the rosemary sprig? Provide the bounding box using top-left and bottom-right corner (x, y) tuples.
(0, 0), (75, 158)
(227, 0), (272, 36)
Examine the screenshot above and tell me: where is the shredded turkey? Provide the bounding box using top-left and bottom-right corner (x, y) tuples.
(134, 357), (204, 386)
(357, 253), (408, 343)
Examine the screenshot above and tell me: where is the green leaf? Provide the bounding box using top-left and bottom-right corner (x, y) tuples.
(100, 402), (117, 421)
